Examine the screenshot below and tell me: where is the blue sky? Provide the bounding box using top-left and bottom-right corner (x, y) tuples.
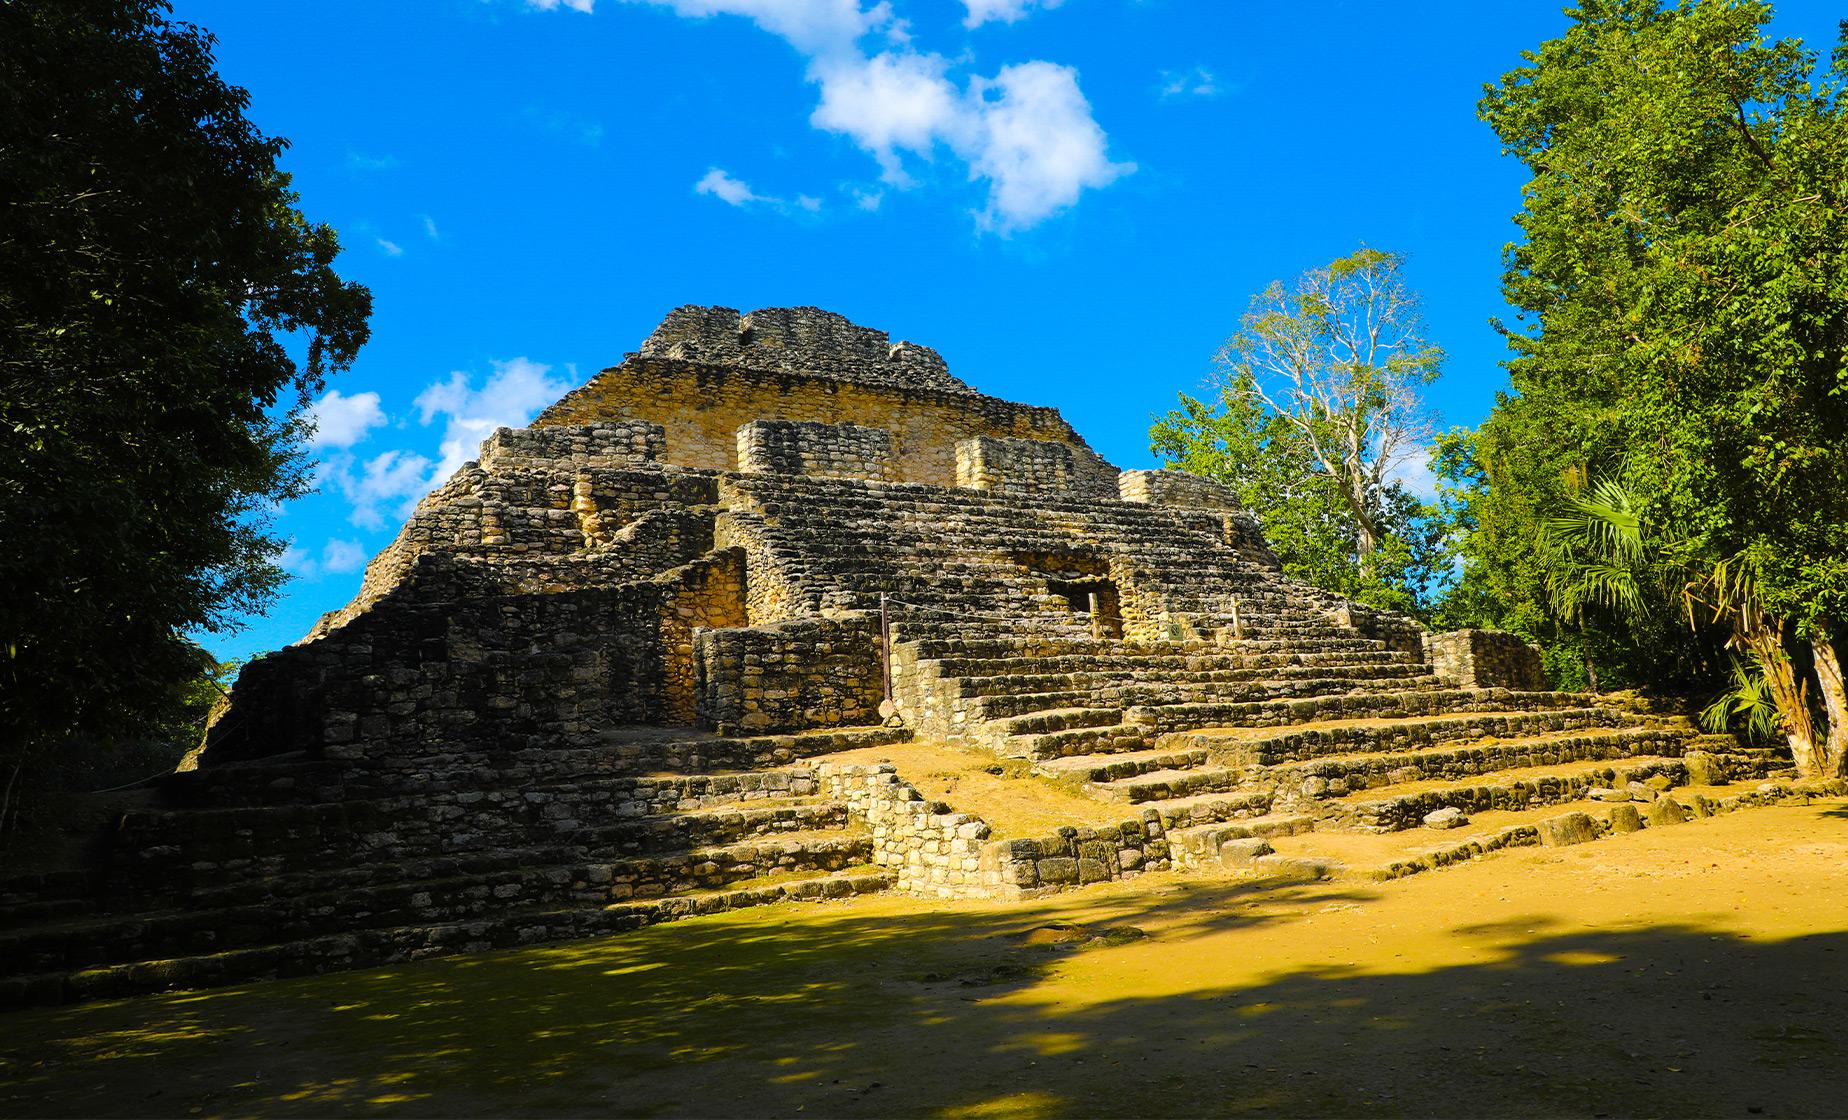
(171, 0), (1843, 663)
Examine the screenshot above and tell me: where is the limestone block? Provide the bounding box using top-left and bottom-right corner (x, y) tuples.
(1645, 796), (1691, 827)
(1423, 807), (1468, 830)
(1607, 804), (1644, 833)
(1538, 812), (1602, 847)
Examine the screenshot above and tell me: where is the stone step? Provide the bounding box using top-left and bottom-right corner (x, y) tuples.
(0, 866), (898, 1010)
(1004, 723), (1149, 762)
(1032, 745), (1212, 783)
(1162, 708), (1627, 765)
(927, 647), (1417, 678)
(1167, 814), (1319, 869)
(1316, 756), (1692, 833)
(1095, 765), (1240, 804)
(0, 828), (874, 977)
(968, 690), (1094, 719)
(1257, 727), (1692, 804)
(946, 662), (1435, 698)
(1129, 689), (1589, 736)
(996, 706), (1125, 737)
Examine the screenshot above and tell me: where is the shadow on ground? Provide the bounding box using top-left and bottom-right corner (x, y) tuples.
(2, 835), (1846, 1118)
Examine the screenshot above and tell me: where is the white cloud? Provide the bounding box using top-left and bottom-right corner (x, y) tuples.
(1385, 446), (1441, 502)
(594, 0), (1129, 231)
(337, 448), (438, 531)
(629, 0), (891, 55)
(850, 186), (884, 211)
(528, 0), (594, 11)
(347, 151), (399, 173)
(414, 357), (574, 488)
(376, 238), (404, 257)
(962, 0), (1061, 29)
(810, 50), (960, 185)
(1158, 65), (1219, 100)
(321, 538), (367, 574)
(280, 541), (319, 580)
(306, 389), (387, 450)
(795, 193), (823, 212)
(422, 215), (441, 240)
(695, 167), (768, 207)
(963, 61), (1132, 231)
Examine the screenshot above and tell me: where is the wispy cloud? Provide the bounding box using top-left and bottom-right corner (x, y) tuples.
(375, 238), (405, 257)
(1158, 65), (1221, 101)
(347, 151), (400, 173)
(522, 104), (606, 147)
(527, 0), (594, 11)
(306, 389), (387, 450)
(541, 1), (1130, 232)
(962, 0), (1062, 29)
(421, 215), (441, 241)
(282, 537), (372, 580)
(413, 357), (575, 488)
(694, 168), (826, 216)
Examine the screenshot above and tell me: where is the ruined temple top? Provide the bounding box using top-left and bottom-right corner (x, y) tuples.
(637, 305), (971, 395)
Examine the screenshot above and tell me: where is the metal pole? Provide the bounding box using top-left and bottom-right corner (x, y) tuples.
(879, 592), (893, 703)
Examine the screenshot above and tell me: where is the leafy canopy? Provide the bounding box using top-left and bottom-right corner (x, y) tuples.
(0, 0), (372, 765)
(1152, 248), (1451, 617)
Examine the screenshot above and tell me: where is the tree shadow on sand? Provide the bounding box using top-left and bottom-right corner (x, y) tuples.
(2, 873), (1845, 1119)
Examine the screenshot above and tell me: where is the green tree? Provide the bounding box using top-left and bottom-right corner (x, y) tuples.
(1459, 0), (1848, 775)
(0, 0), (372, 812)
(1152, 248), (1451, 617)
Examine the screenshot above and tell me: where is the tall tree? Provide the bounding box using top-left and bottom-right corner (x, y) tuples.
(1152, 248), (1450, 617)
(1466, 0), (1848, 775)
(0, 1), (372, 800)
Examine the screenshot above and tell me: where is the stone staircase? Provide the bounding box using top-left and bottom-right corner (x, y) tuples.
(0, 727), (903, 1008)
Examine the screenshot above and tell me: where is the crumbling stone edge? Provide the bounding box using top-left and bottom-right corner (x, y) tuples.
(816, 763), (1171, 900)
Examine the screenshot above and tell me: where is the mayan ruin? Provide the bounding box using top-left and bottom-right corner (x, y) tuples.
(2, 304), (1835, 1008)
(10, 4), (1848, 1114)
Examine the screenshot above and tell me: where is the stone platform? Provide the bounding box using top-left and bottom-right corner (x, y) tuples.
(0, 305), (1804, 1007)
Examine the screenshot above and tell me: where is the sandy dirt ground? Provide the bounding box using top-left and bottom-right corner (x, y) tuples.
(2, 800), (1845, 1118)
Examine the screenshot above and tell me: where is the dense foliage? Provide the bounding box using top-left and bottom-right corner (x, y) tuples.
(1151, 249), (1452, 618)
(1443, 0), (1848, 773)
(0, 0), (372, 802)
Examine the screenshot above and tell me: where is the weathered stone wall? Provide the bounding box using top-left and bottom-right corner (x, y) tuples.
(980, 817), (1172, 897)
(205, 549), (747, 766)
(736, 419), (894, 481)
(315, 465), (718, 637)
(819, 763), (1176, 899)
(1118, 469), (1241, 511)
(694, 614), (883, 735)
(954, 436), (1119, 501)
(535, 357), (1115, 487)
(637, 305), (967, 394)
(1426, 629), (1546, 690)
(477, 421), (665, 471)
(818, 763), (993, 898)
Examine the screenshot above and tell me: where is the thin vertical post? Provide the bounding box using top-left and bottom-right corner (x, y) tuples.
(1231, 595), (1243, 641)
(1088, 591), (1103, 641)
(879, 593), (893, 703)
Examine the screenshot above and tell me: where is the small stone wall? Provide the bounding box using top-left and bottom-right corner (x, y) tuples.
(638, 305), (967, 395)
(1118, 469), (1241, 511)
(736, 419), (894, 481)
(818, 763), (993, 897)
(980, 817), (1172, 898)
(478, 421), (665, 471)
(819, 763), (1175, 900)
(538, 357), (1114, 488)
(955, 436), (1119, 501)
(1426, 629), (1545, 690)
(694, 614), (884, 735)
